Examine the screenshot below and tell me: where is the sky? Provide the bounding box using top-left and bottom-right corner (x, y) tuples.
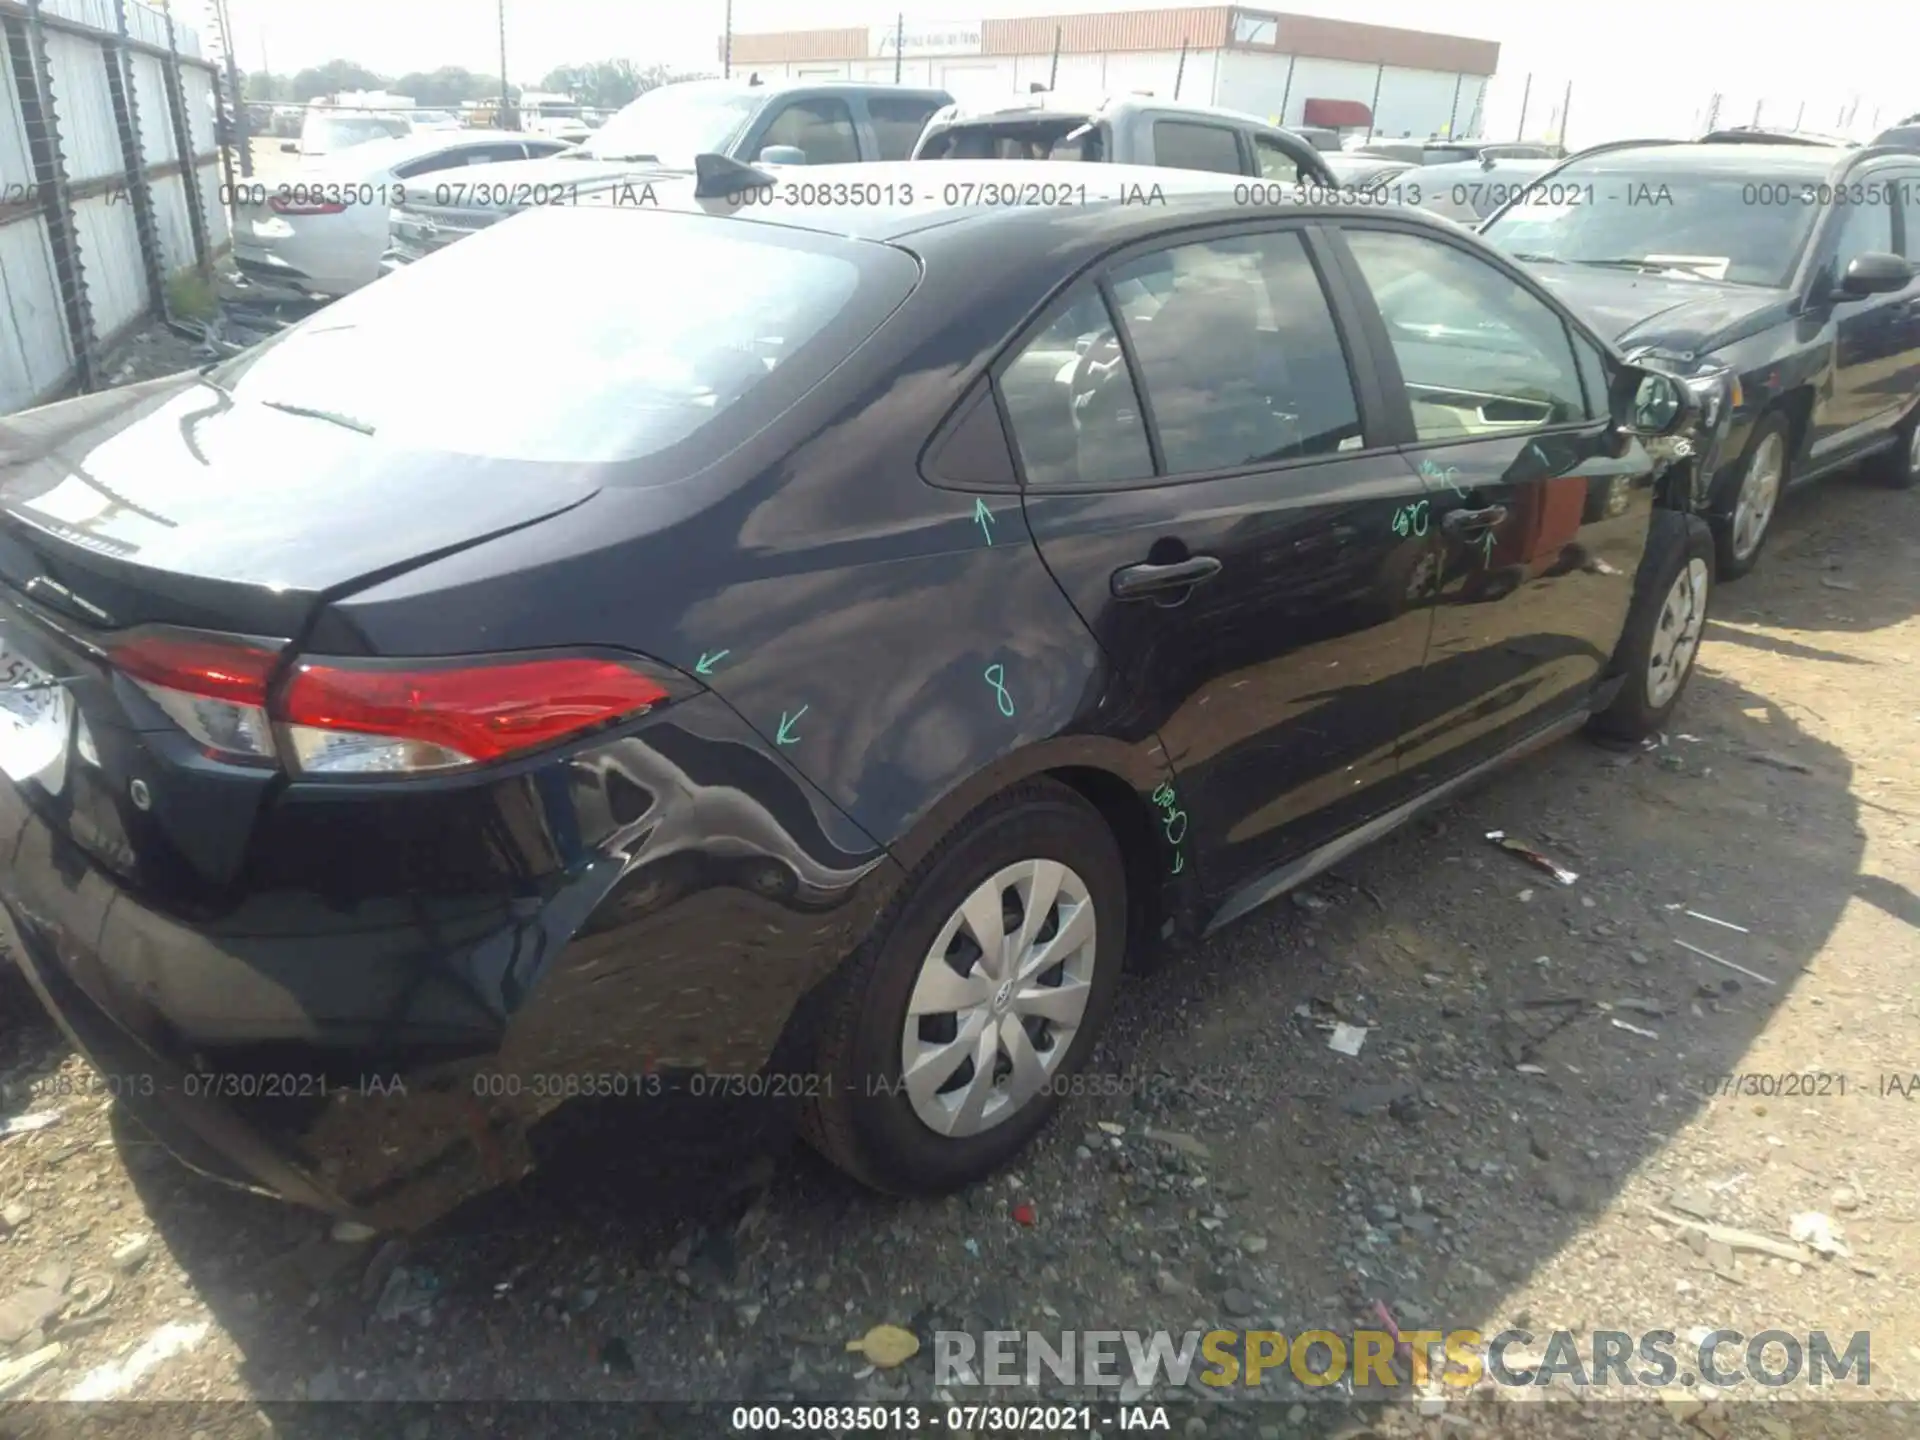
(196, 0), (1917, 147)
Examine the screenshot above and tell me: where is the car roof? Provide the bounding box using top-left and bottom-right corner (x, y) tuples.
(1555, 142), (1856, 174)
(1416, 157), (1553, 181)
(620, 158), (1459, 245)
(929, 91), (1287, 131)
(659, 76), (950, 102)
(303, 129), (546, 174)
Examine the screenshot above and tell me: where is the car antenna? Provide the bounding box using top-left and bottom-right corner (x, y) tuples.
(693, 152), (778, 199)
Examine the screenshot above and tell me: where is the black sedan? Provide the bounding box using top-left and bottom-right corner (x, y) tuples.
(0, 161), (1705, 1229)
(1480, 137), (1920, 578)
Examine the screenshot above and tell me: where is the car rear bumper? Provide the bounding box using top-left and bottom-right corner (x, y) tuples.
(0, 693), (900, 1230)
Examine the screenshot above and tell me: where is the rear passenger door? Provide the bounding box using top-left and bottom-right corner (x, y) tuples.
(1327, 220), (1654, 785)
(1005, 223), (1441, 913)
(750, 97), (861, 164)
(865, 94), (948, 159)
(1884, 168), (1920, 423)
(1810, 173), (1910, 453)
(1148, 118), (1245, 176)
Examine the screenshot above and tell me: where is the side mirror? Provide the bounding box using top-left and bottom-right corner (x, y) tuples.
(756, 145), (806, 166)
(1619, 367), (1695, 438)
(1834, 251), (1914, 299)
(281, 141), (298, 153)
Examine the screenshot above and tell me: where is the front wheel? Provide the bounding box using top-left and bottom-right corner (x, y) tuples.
(801, 780), (1126, 1194)
(1867, 405), (1920, 490)
(1588, 510), (1713, 743)
(1713, 412), (1790, 579)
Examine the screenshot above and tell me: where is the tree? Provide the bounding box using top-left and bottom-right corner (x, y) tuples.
(394, 66), (498, 107)
(537, 60), (685, 110)
(242, 70), (293, 102)
(289, 60), (388, 101)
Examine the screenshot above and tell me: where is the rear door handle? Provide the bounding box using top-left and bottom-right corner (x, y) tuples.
(1111, 555), (1223, 599)
(1441, 504), (1508, 538)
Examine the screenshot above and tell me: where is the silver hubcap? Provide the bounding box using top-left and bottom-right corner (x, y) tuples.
(1731, 433), (1783, 560)
(899, 858), (1098, 1137)
(1647, 556), (1710, 709)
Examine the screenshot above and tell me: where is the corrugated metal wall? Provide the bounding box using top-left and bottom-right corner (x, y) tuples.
(0, 0), (219, 414)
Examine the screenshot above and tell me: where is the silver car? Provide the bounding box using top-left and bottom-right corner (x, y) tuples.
(233, 130), (571, 298)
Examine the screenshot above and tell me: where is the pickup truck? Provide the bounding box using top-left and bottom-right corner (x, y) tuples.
(910, 93), (1338, 188)
(385, 78), (952, 266)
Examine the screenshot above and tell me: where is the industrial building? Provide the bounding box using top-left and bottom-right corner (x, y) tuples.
(725, 7), (1501, 142)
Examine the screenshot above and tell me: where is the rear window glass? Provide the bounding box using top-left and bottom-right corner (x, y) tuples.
(211, 208), (916, 467)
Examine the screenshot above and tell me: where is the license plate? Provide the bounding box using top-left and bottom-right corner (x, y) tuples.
(0, 641), (70, 784)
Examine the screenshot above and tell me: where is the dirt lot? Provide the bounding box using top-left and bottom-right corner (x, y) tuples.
(1, 457), (1917, 1439)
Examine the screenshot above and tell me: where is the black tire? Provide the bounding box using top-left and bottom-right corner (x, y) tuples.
(1866, 404), (1920, 490)
(800, 779), (1127, 1195)
(1711, 411), (1791, 580)
(1589, 510), (1714, 743)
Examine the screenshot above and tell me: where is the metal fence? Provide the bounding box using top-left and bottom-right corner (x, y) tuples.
(0, 0), (225, 414)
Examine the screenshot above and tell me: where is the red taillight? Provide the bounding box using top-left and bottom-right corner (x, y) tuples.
(108, 631), (282, 761)
(278, 657), (670, 773)
(267, 196), (347, 216)
(108, 630), (673, 775)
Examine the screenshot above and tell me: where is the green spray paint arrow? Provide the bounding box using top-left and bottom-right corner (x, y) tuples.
(775, 706), (808, 746)
(974, 498), (996, 545)
(1479, 529), (1497, 565)
(694, 650), (729, 676)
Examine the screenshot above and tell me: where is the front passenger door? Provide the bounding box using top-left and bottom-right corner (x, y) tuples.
(1007, 225), (1440, 911)
(1810, 181), (1908, 456)
(752, 98), (861, 164)
(1332, 222), (1656, 785)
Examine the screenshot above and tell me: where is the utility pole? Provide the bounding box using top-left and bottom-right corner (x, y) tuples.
(723, 0), (732, 79)
(1445, 73), (1461, 138)
(1278, 54), (1295, 126)
(497, 0), (512, 127)
(894, 13), (903, 83)
(1365, 61), (1382, 141)
(1559, 79), (1571, 149)
(1514, 72), (1531, 141)
(209, 0), (249, 175)
(1173, 38), (1187, 100)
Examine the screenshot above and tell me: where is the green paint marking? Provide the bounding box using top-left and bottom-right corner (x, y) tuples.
(973, 498), (996, 545)
(983, 663), (1015, 717)
(694, 650), (729, 676)
(775, 706), (807, 745)
(1171, 851), (1184, 875)
(1479, 529), (1497, 565)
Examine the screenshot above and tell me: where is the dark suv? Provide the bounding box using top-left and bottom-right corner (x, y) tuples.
(1479, 137), (1920, 577)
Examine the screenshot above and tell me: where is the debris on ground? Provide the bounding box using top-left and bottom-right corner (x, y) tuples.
(1009, 1201), (1036, 1227)
(1327, 1022), (1369, 1056)
(64, 1320), (208, 1401)
(1485, 830), (1579, 884)
(0, 1342), (64, 1399)
(1673, 937), (1776, 986)
(1739, 749), (1813, 774)
(1682, 909), (1750, 933)
(1647, 1207), (1816, 1263)
(845, 1323), (919, 1369)
(1, 1111), (62, 1139)
(1789, 1212), (1851, 1258)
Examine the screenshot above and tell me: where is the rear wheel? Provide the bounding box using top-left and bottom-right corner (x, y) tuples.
(1589, 511), (1713, 743)
(1714, 412), (1790, 580)
(801, 780), (1126, 1194)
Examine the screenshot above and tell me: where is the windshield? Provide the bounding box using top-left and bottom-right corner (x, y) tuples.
(1483, 166), (1822, 287)
(581, 85), (761, 163)
(211, 209), (903, 466)
(307, 115), (409, 150)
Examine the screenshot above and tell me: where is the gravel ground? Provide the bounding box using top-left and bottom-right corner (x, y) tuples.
(2, 449), (1917, 1440)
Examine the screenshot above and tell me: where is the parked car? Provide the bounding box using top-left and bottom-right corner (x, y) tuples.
(289, 109), (412, 159)
(911, 93), (1337, 187)
(1873, 119), (1920, 152)
(1480, 136), (1920, 577)
(384, 79), (953, 265)
(1350, 139), (1557, 167)
(1322, 152), (1417, 189)
(0, 159), (1706, 1228)
(232, 130), (572, 298)
(1413, 158), (1556, 226)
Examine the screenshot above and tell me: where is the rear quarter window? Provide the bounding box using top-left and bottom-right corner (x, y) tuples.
(1152, 121), (1243, 175)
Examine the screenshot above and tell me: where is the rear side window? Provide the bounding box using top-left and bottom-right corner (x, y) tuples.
(869, 96), (945, 160)
(212, 209), (915, 468)
(999, 291), (1155, 489)
(758, 98), (859, 164)
(1254, 135), (1304, 183)
(1902, 176), (1920, 257)
(1111, 231), (1362, 471)
(1153, 121), (1243, 175)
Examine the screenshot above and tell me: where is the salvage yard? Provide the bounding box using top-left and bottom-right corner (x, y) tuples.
(2, 467), (1918, 1436)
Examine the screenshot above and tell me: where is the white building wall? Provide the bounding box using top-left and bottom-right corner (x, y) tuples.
(1214, 50), (1487, 137)
(757, 49), (1473, 131)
